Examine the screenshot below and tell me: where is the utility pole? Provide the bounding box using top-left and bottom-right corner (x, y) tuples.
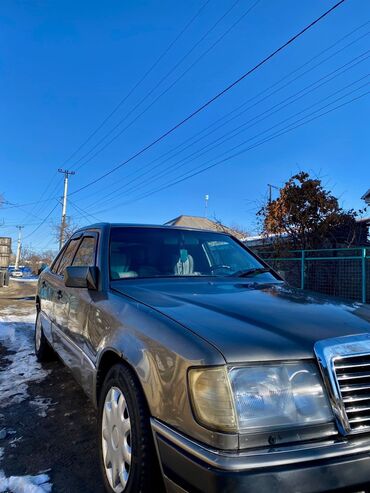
(14, 225), (24, 270)
(58, 169), (75, 249)
(204, 194), (209, 218)
(267, 184), (279, 204)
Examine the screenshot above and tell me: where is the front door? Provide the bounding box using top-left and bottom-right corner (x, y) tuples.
(63, 232), (99, 390)
(51, 235), (82, 372)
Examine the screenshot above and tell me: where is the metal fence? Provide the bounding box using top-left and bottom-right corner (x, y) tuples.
(257, 247), (370, 304)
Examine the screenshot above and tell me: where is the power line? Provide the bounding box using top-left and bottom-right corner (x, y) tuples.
(89, 83), (369, 215)
(0, 221), (42, 228)
(61, 0), (212, 167)
(1, 199), (52, 210)
(73, 0), (242, 169)
(70, 0), (347, 197)
(19, 171), (59, 224)
(15, 1), (212, 230)
(74, 0), (260, 171)
(81, 50), (368, 211)
(118, 89), (370, 209)
(126, 54), (369, 195)
(68, 200), (102, 223)
(75, 21), (369, 206)
(23, 202), (60, 240)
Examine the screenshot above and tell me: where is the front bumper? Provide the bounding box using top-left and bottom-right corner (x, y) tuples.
(151, 419), (370, 493)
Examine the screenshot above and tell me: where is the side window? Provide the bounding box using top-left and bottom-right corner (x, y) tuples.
(56, 238), (80, 276)
(72, 236), (97, 267)
(206, 240), (256, 271)
(51, 249), (64, 274)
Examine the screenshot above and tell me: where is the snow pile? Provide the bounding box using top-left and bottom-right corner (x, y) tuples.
(0, 471), (52, 493)
(0, 309), (49, 407)
(12, 278), (38, 283)
(12, 276), (38, 283)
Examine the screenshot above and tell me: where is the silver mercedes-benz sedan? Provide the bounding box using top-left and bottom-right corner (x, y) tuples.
(36, 223), (370, 493)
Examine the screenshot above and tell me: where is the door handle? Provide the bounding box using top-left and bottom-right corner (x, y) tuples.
(57, 290), (63, 300)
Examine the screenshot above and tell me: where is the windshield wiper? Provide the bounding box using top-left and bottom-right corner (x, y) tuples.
(232, 267), (271, 278)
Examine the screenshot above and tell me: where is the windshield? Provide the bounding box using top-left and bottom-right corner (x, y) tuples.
(110, 227), (271, 280)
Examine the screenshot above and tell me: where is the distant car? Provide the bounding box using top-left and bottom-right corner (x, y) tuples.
(35, 223), (370, 493)
(11, 269), (23, 278)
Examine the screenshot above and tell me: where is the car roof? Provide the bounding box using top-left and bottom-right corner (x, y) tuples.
(75, 222), (232, 236)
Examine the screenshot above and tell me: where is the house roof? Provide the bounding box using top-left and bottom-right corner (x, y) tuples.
(361, 189), (370, 202)
(164, 215), (245, 239)
(356, 217), (370, 224)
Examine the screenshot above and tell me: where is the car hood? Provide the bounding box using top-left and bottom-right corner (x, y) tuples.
(112, 278), (370, 363)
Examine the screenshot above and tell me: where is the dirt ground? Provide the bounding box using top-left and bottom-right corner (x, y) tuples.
(0, 280), (105, 492)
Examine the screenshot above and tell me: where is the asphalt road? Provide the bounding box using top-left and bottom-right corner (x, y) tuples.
(0, 280), (105, 492)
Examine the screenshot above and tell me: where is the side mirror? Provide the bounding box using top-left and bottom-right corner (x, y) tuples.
(65, 266), (98, 290)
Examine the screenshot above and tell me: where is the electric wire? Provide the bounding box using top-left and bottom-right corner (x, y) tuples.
(74, 0), (260, 171)
(81, 52), (369, 211)
(23, 202), (60, 240)
(88, 82), (369, 215)
(70, 0), (347, 197)
(11, 1), (212, 226)
(74, 22), (369, 205)
(61, 0), (212, 167)
(115, 90), (370, 210)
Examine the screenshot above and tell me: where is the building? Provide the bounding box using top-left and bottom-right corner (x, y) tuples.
(0, 237), (11, 269)
(361, 189), (370, 205)
(164, 215), (246, 240)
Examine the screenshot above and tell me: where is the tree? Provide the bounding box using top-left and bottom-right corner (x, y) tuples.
(258, 172), (363, 250)
(18, 246), (57, 274)
(52, 216), (80, 246)
(212, 216), (249, 240)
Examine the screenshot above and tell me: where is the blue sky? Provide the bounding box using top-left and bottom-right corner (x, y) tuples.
(0, 0), (369, 252)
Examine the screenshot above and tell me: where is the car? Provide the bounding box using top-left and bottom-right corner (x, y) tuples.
(35, 223), (370, 493)
(11, 269), (23, 278)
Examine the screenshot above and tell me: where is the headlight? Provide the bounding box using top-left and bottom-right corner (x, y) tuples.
(188, 362), (333, 433)
(188, 367), (237, 432)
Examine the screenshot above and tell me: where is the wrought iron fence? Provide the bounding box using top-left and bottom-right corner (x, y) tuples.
(256, 247), (370, 304)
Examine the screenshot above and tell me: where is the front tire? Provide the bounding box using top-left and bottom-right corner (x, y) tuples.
(98, 363), (163, 493)
(34, 311), (54, 362)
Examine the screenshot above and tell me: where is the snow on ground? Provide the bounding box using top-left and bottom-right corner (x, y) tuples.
(8, 436), (23, 449)
(0, 471), (52, 493)
(0, 306), (50, 408)
(0, 306), (53, 491)
(10, 278), (38, 284)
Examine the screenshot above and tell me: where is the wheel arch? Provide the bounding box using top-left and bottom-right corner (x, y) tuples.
(95, 348), (149, 411)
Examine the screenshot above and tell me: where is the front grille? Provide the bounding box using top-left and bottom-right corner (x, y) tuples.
(334, 354), (370, 433)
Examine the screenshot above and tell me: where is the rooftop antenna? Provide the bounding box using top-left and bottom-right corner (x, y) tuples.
(204, 194), (209, 218)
